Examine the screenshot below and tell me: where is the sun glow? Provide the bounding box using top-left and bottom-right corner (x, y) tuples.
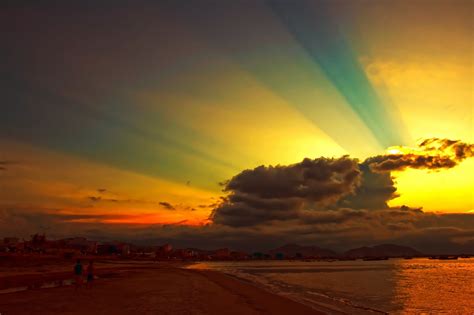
(385, 145), (421, 155)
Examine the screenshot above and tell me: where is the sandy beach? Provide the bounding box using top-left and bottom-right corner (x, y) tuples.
(0, 261), (322, 315)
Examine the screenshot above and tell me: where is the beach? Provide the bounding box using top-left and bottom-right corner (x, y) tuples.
(2, 257), (473, 314)
(0, 260), (322, 315)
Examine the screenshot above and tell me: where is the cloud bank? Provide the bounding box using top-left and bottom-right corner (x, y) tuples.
(1, 139), (473, 253)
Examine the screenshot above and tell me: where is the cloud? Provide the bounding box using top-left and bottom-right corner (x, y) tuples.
(367, 138), (473, 172)
(212, 156), (361, 227)
(337, 138), (473, 209)
(86, 194), (148, 204)
(1, 138), (473, 254)
(1, 206), (473, 254)
(419, 138), (474, 160)
(159, 201), (176, 210)
(335, 162), (398, 210)
(223, 157), (360, 201)
(202, 138), (474, 252)
(367, 153), (457, 172)
(0, 160), (17, 171)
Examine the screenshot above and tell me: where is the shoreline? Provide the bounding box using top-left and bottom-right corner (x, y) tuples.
(189, 266), (384, 315)
(0, 262), (324, 314)
(195, 268), (351, 315)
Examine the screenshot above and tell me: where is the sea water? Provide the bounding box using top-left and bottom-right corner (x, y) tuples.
(188, 258), (474, 314)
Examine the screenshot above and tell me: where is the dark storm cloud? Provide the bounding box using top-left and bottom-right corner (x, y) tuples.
(223, 157), (360, 201)
(159, 201), (176, 211)
(336, 162), (397, 210)
(212, 156), (361, 227)
(297, 208), (368, 225)
(211, 195), (302, 227)
(368, 138), (473, 172)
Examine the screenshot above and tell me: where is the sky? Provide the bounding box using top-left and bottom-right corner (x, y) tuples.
(0, 0), (473, 252)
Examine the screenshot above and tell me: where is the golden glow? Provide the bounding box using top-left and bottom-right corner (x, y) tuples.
(389, 159), (474, 212)
(0, 139), (219, 225)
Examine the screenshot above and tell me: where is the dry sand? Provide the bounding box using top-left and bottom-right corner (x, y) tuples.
(0, 262), (323, 315)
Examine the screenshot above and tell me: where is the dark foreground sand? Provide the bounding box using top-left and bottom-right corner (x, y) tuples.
(0, 264), (322, 315)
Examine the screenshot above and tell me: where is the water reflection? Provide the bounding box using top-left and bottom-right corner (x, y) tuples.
(188, 258), (474, 314)
(393, 258), (474, 314)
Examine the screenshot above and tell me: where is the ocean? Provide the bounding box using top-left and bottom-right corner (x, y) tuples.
(188, 258), (474, 314)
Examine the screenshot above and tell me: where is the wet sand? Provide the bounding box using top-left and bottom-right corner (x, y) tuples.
(0, 263), (323, 315)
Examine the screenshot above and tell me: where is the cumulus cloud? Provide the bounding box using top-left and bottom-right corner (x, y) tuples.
(203, 138), (474, 252)
(212, 156), (361, 227)
(336, 162), (398, 210)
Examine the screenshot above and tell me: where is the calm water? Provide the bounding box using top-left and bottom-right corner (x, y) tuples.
(188, 258), (474, 314)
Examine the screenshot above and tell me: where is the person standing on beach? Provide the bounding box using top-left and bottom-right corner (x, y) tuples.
(86, 260), (94, 288)
(74, 259), (83, 290)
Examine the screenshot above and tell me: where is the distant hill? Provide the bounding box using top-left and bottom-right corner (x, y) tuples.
(344, 244), (422, 258)
(268, 243), (338, 258)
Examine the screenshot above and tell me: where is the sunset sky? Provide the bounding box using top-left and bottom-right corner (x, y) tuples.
(1, 1), (472, 252)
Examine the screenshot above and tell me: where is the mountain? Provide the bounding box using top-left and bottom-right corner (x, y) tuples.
(344, 244), (422, 258)
(268, 243), (338, 258)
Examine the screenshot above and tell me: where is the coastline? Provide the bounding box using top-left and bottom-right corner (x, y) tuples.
(189, 265), (384, 315)
(0, 261), (323, 315)
(195, 268), (352, 315)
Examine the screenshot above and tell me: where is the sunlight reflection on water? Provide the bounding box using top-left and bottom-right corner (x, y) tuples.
(189, 258), (474, 314)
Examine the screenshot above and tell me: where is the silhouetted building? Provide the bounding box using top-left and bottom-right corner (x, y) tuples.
(97, 242), (130, 256)
(155, 244), (173, 259)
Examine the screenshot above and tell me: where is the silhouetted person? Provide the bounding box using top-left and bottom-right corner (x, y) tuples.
(74, 259), (83, 290)
(86, 260), (94, 288)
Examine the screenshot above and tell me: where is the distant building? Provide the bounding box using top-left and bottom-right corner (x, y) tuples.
(212, 248), (230, 259)
(60, 237), (98, 254)
(1, 237), (21, 252)
(230, 251), (249, 260)
(155, 244), (173, 259)
(275, 253), (285, 260)
(171, 248), (195, 259)
(252, 252), (264, 259)
(3, 237), (19, 244)
(97, 242), (130, 256)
